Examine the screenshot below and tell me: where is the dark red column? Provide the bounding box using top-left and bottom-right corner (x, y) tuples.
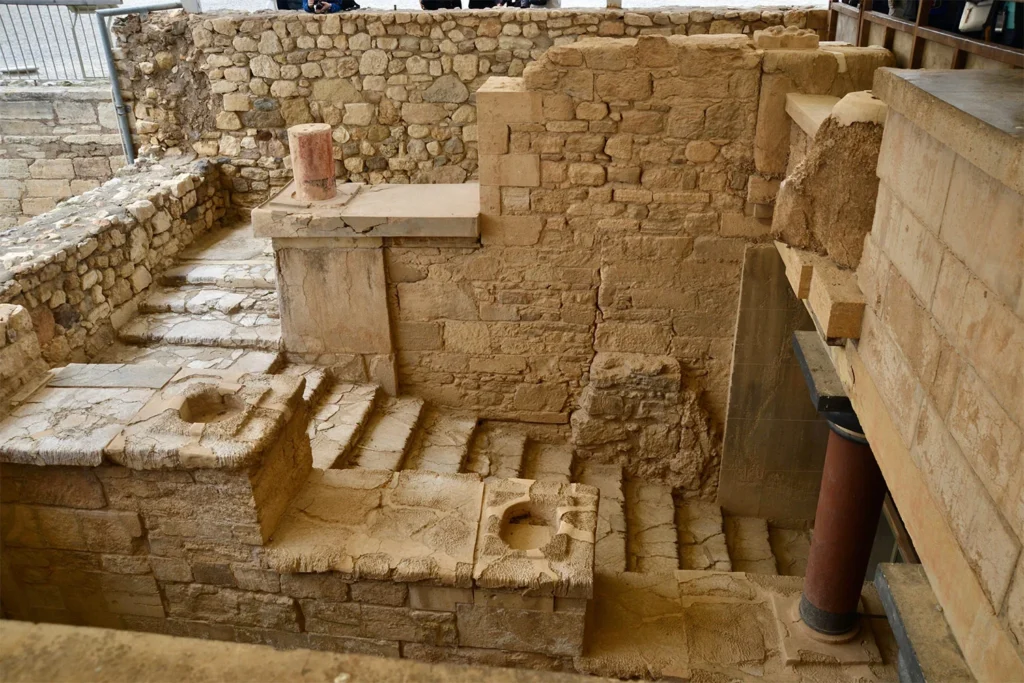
(799, 422), (887, 635)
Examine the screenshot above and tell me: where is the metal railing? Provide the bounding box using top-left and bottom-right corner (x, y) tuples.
(0, 0), (121, 81)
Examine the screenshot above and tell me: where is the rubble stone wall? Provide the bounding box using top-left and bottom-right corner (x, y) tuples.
(113, 7), (828, 209)
(857, 72), (1024, 674)
(0, 460), (583, 672)
(0, 86), (124, 226)
(0, 159), (227, 366)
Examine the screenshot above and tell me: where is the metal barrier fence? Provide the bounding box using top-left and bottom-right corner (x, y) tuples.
(0, 0), (121, 81)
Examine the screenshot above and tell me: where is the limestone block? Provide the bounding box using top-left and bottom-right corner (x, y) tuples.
(408, 585), (473, 612)
(29, 159), (75, 180)
(476, 77), (543, 124)
(275, 246), (391, 356)
(478, 154), (540, 188)
(455, 603), (586, 657)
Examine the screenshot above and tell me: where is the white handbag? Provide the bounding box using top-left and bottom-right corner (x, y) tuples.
(960, 0), (995, 32)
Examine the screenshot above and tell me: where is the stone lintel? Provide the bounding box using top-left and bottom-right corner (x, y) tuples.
(252, 181), (480, 240)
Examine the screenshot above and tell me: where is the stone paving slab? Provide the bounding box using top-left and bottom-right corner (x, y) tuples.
(578, 463), (628, 577)
(48, 362), (177, 389)
(625, 481), (679, 574)
(677, 501), (731, 572)
(725, 516), (779, 575)
(521, 443), (573, 485)
(177, 222), (273, 262)
(141, 286), (279, 317)
(265, 468), (484, 587)
(467, 422), (528, 480)
(98, 342), (280, 374)
(161, 261), (277, 290)
(350, 396), (424, 471)
(118, 311), (281, 352)
(0, 385), (156, 466)
(403, 409), (478, 475)
(308, 382), (379, 470)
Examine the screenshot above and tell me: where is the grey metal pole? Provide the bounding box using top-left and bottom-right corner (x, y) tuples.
(94, 2), (183, 166)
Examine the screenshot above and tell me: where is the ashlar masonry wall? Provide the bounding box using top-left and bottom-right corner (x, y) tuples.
(853, 70), (1024, 678)
(0, 86), (123, 226)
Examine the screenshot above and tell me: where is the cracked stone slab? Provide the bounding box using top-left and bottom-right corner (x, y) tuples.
(725, 516), (779, 575)
(349, 396), (424, 471)
(265, 468), (484, 588)
(106, 367), (305, 470)
(578, 463), (627, 577)
(0, 385), (156, 466)
(677, 500), (731, 572)
(141, 286), (278, 317)
(769, 526), (811, 577)
(177, 221), (273, 262)
(403, 408), (478, 475)
(308, 382), (379, 470)
(118, 311), (281, 352)
(48, 363), (177, 390)
(625, 481), (679, 574)
(97, 342), (280, 374)
(466, 422), (528, 480)
(161, 261), (277, 290)
(253, 181), (479, 239)
(474, 478), (598, 599)
(521, 442), (573, 484)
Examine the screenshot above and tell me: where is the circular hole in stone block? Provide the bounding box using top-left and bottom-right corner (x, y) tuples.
(500, 501), (556, 551)
(179, 389), (245, 424)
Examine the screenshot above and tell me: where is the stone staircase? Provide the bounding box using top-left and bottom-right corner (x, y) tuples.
(102, 220), (812, 580)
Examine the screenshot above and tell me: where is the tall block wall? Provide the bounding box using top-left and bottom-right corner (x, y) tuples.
(853, 70), (1024, 679)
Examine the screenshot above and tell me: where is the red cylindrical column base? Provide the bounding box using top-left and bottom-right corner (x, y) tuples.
(799, 426), (886, 635)
(288, 123), (336, 201)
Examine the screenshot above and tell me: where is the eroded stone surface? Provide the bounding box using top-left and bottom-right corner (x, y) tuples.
(308, 382), (379, 470)
(98, 342), (280, 374)
(625, 480), (679, 574)
(677, 500), (731, 572)
(404, 408), (478, 475)
(349, 396), (424, 470)
(474, 478), (597, 599)
(725, 516), (779, 575)
(118, 310), (281, 351)
(108, 368), (305, 470)
(266, 469), (483, 587)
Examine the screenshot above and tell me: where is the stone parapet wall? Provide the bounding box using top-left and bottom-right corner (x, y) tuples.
(0, 305), (49, 406)
(0, 86), (124, 226)
(854, 70), (1024, 678)
(0, 158), (227, 366)
(113, 7), (828, 208)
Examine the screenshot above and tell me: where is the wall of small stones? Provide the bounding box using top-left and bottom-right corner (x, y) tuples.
(0, 158), (227, 366)
(0, 86), (125, 226)
(113, 7), (828, 209)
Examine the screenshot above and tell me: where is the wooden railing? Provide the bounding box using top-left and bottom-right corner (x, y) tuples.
(829, 0), (1024, 69)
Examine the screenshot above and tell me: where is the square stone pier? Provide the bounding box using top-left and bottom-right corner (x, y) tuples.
(252, 182), (479, 395)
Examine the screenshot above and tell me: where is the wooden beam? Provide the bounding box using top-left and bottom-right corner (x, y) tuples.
(775, 241), (825, 300)
(910, 0), (934, 68)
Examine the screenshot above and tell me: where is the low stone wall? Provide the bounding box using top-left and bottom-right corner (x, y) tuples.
(113, 7), (828, 208)
(0, 304), (49, 406)
(0, 158), (227, 365)
(0, 86), (123, 226)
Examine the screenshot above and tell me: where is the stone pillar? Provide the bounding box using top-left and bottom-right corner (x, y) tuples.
(288, 123), (336, 201)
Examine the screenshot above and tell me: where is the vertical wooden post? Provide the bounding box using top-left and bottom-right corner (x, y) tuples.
(910, 0), (934, 68)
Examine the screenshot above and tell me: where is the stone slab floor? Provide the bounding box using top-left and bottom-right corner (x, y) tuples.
(68, 221), (892, 681)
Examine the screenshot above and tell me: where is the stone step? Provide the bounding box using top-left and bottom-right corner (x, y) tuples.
(676, 500), (731, 572)
(160, 260), (276, 291)
(520, 441), (573, 484)
(768, 524), (812, 577)
(117, 311), (281, 352)
(308, 382), (380, 470)
(97, 342), (281, 374)
(624, 480), (679, 574)
(402, 408), (478, 475)
(279, 364), (332, 407)
(464, 422), (528, 480)
(348, 396), (425, 471)
(577, 463), (627, 577)
(140, 285), (278, 317)
(724, 516), (779, 575)
(178, 222), (274, 263)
